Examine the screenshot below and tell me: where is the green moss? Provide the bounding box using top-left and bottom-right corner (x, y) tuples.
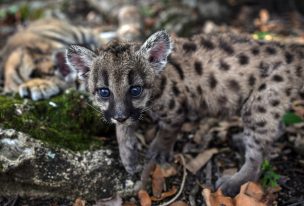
(0, 90), (113, 151)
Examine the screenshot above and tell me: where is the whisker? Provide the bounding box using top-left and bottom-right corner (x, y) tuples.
(86, 102), (112, 125)
(86, 102), (103, 115)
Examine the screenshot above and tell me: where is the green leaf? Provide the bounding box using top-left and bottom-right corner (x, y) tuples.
(282, 112), (303, 126)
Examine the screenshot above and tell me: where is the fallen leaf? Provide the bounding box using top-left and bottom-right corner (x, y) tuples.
(138, 190), (152, 206)
(152, 165), (165, 197)
(73, 197), (85, 206)
(235, 194), (265, 206)
(94, 195), (122, 206)
(202, 182), (268, 206)
(202, 188), (233, 206)
(241, 182), (264, 201)
(170, 200), (188, 206)
(151, 186), (177, 201)
(186, 148), (218, 174)
(292, 100), (304, 118)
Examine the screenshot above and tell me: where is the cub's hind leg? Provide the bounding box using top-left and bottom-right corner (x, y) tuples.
(218, 82), (290, 196)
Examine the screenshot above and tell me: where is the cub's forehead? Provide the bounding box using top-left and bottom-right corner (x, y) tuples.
(94, 42), (142, 68)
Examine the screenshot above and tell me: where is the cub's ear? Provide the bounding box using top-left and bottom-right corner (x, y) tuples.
(139, 30), (172, 73)
(65, 45), (97, 80)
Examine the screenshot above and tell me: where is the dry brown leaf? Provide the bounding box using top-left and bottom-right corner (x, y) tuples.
(203, 188), (233, 206)
(152, 165), (165, 197)
(186, 148), (218, 174)
(203, 182), (267, 206)
(73, 197), (85, 206)
(292, 100), (304, 118)
(170, 200), (188, 206)
(138, 190), (152, 206)
(151, 186), (178, 201)
(241, 182), (264, 201)
(260, 9), (270, 24)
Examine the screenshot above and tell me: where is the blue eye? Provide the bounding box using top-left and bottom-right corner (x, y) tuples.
(98, 88), (110, 98)
(130, 86), (142, 97)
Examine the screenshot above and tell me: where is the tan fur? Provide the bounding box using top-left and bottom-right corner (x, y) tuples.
(1, 18), (102, 100)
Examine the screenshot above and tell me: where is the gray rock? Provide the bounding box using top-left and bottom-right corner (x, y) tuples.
(0, 128), (137, 200)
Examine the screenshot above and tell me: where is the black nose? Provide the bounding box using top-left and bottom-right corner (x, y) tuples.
(113, 115), (128, 123)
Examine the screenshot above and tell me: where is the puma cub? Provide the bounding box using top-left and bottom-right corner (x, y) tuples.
(66, 31), (304, 196)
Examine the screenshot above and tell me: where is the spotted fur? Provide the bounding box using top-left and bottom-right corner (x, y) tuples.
(66, 31), (304, 197)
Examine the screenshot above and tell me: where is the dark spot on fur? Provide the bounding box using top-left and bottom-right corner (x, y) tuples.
(285, 52), (294, 64)
(257, 106), (266, 113)
(272, 74), (284, 82)
(258, 83), (266, 91)
(285, 88), (292, 96)
(177, 107), (183, 114)
(153, 76), (167, 99)
(256, 121), (267, 127)
(219, 40), (234, 55)
(251, 47), (260, 55)
(209, 73), (217, 89)
(172, 83), (180, 96)
(197, 85), (202, 95)
(168, 57), (184, 80)
(185, 86), (190, 92)
(102, 70), (109, 86)
(270, 100), (280, 106)
(169, 99), (175, 109)
(243, 110), (251, 116)
(254, 137), (261, 145)
(194, 61), (203, 75)
(256, 129), (268, 134)
(219, 59), (230, 71)
(296, 66), (302, 77)
(238, 53), (249, 65)
(218, 96), (227, 104)
(257, 96), (262, 101)
(227, 79), (240, 92)
(265, 46), (277, 55)
(259, 61), (269, 78)
(183, 42), (197, 53)
(201, 39), (215, 50)
(273, 113), (281, 119)
(248, 74), (256, 87)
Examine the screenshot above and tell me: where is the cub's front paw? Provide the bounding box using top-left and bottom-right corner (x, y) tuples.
(19, 79), (60, 101)
(216, 176), (242, 197)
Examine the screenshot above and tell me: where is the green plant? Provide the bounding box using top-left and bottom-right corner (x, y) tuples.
(0, 90), (113, 151)
(260, 160), (280, 188)
(282, 112), (303, 126)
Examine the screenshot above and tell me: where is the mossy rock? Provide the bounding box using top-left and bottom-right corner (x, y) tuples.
(0, 90), (113, 151)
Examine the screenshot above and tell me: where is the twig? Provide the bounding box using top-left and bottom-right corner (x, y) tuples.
(286, 200), (304, 206)
(158, 154), (188, 206)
